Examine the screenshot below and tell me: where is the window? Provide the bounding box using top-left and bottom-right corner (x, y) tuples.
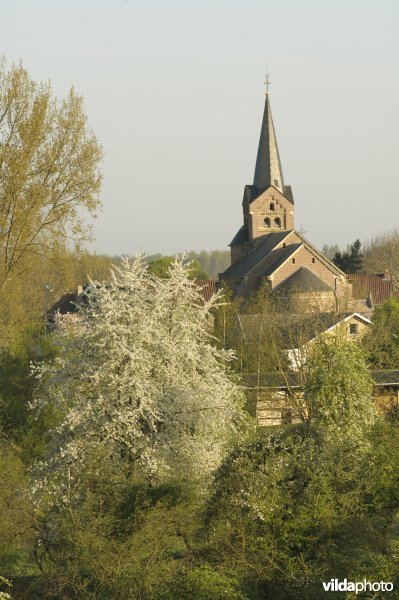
(274, 217), (281, 228)
(292, 257), (296, 264)
(264, 217), (271, 227)
(283, 243), (286, 248)
(312, 257), (316, 264)
(349, 323), (359, 335)
(270, 202), (275, 211)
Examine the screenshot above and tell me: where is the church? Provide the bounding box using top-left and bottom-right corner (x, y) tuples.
(219, 84), (357, 313)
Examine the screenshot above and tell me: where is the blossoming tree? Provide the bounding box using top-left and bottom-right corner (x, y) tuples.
(32, 257), (247, 492)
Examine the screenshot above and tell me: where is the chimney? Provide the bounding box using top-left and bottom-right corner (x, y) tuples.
(367, 292), (374, 309)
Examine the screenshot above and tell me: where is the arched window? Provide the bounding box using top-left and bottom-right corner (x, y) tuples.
(274, 217), (281, 228)
(270, 202), (275, 211)
(264, 217), (271, 227)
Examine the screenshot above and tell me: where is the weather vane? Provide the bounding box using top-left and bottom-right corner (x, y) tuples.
(264, 65), (271, 95)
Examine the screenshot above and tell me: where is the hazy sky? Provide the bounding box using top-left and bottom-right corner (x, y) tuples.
(2, 0), (399, 256)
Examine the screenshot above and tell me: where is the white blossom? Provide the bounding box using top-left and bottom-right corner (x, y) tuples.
(32, 257), (247, 496)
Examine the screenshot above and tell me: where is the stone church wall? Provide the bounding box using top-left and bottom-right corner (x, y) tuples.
(249, 188), (294, 241)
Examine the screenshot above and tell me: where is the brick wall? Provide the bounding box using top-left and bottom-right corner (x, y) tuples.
(248, 188), (294, 241)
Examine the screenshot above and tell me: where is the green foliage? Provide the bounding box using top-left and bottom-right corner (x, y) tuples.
(304, 337), (375, 432)
(147, 256), (209, 279)
(162, 565), (248, 600)
(0, 60), (102, 289)
(0, 440), (33, 578)
(362, 297), (399, 369)
(30, 448), (201, 599)
(0, 58), (107, 342)
(204, 423), (399, 598)
(333, 239), (364, 273)
(0, 325), (60, 462)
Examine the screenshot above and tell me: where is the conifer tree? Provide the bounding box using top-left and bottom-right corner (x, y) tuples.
(333, 239), (364, 273)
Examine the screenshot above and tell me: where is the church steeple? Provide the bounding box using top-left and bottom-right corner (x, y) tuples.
(253, 93), (285, 195)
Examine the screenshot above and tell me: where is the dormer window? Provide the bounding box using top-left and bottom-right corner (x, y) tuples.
(264, 217), (271, 227)
(274, 217), (281, 228)
(270, 202), (275, 211)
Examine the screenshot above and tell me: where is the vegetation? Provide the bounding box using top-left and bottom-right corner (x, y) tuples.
(32, 257), (247, 494)
(0, 60), (106, 341)
(363, 229), (399, 286)
(147, 255), (209, 279)
(363, 297), (399, 369)
(324, 228), (399, 284)
(202, 341), (399, 599)
(145, 250), (230, 279)
(2, 61), (399, 600)
(333, 239), (364, 273)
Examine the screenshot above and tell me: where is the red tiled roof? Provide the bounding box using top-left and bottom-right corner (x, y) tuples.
(346, 273), (394, 305)
(194, 280), (218, 302)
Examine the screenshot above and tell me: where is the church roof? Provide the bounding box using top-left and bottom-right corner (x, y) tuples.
(229, 226), (248, 246)
(260, 243), (302, 278)
(253, 94), (285, 195)
(221, 231), (293, 277)
(274, 267), (333, 293)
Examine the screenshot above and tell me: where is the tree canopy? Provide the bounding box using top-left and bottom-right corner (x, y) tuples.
(147, 255), (209, 279)
(0, 60), (102, 290)
(363, 229), (399, 286)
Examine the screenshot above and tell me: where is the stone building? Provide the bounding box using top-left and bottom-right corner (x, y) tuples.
(219, 89), (356, 312)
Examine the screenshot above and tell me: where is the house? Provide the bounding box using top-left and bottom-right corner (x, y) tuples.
(237, 310), (371, 371)
(242, 370), (399, 427)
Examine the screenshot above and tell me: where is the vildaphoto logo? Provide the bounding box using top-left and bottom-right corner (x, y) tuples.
(322, 579), (394, 594)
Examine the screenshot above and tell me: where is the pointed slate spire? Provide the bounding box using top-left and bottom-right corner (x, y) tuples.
(253, 94), (285, 194)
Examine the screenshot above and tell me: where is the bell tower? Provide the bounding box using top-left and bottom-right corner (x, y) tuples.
(230, 78), (294, 264)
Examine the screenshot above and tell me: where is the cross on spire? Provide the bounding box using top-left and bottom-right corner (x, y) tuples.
(264, 67), (271, 95)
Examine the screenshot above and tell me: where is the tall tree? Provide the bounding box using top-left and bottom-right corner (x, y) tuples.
(363, 229), (399, 286)
(0, 60), (102, 291)
(304, 335), (375, 434)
